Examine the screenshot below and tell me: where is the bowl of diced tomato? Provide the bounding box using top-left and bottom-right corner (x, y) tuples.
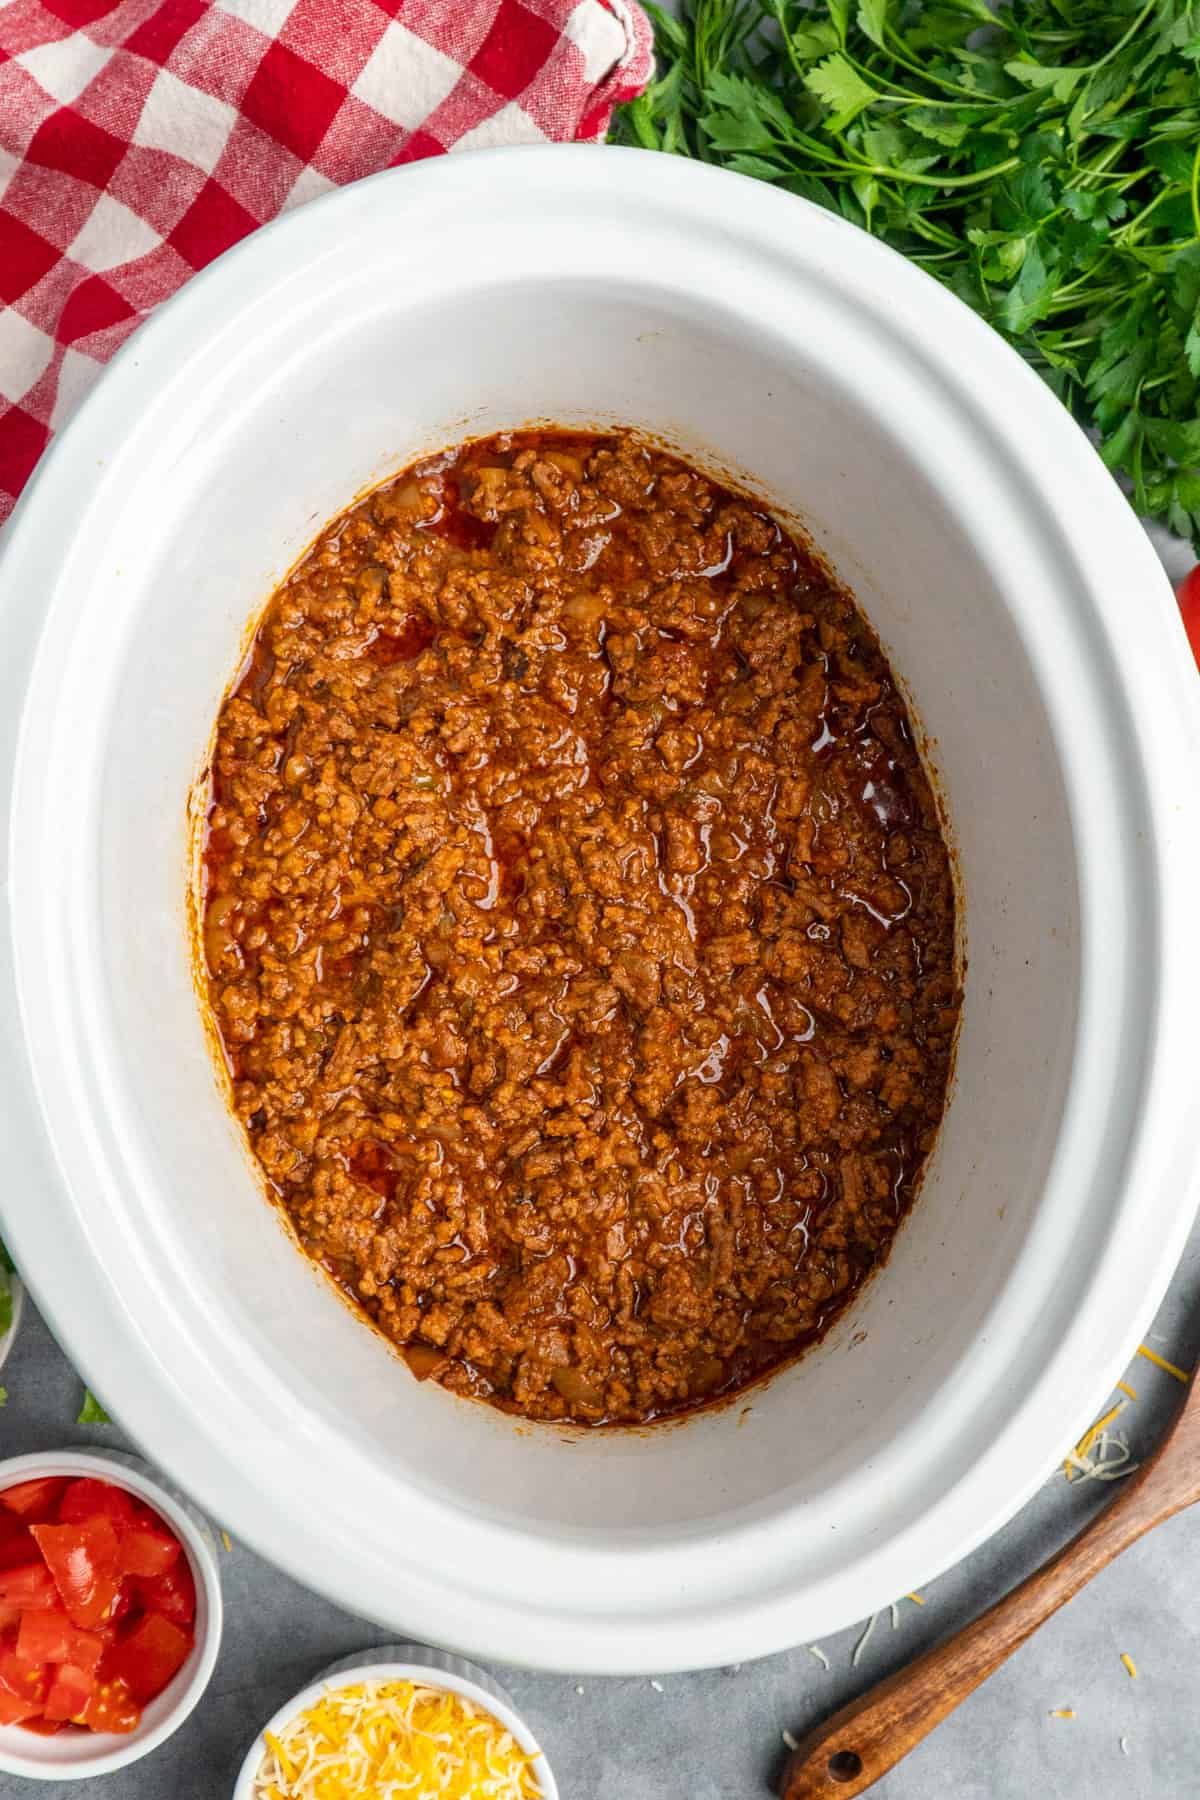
(0, 1452), (222, 1779)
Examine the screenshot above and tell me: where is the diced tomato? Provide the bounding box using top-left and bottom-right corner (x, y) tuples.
(133, 1556), (195, 1627)
(0, 1646), (49, 1707)
(1177, 566), (1200, 672)
(0, 1476), (195, 1739)
(80, 1675), (140, 1734)
(108, 1583), (136, 1628)
(0, 1689), (44, 1725)
(30, 1519), (121, 1630)
(118, 1527), (180, 1580)
(57, 1480), (138, 1534)
(17, 1606), (105, 1674)
(102, 1611), (192, 1704)
(43, 1662), (95, 1724)
(0, 1564), (59, 1611)
(0, 1515), (36, 1574)
(0, 1479), (68, 1522)
(128, 1498), (167, 1531)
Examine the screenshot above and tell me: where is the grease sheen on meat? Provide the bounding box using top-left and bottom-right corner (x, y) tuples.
(201, 432), (960, 1425)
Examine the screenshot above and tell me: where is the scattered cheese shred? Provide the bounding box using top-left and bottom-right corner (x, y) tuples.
(1049, 1709), (1075, 1720)
(781, 1728), (799, 1752)
(1136, 1345), (1190, 1383)
(852, 1613), (878, 1667)
(221, 1530), (233, 1552)
(252, 1679), (542, 1800)
(1063, 1395), (1143, 1485)
(806, 1645), (830, 1670)
(1073, 1401), (1124, 1466)
(1120, 1654), (1138, 1681)
(1063, 1351), (1190, 1487)
(1064, 1429), (1139, 1484)
(906, 1592), (925, 1607)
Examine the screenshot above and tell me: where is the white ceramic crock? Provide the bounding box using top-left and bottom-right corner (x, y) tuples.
(0, 148), (1198, 1674)
(232, 1643), (557, 1800)
(0, 1451), (222, 1779)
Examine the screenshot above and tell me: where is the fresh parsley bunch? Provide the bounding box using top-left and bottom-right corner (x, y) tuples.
(616, 0), (1200, 552)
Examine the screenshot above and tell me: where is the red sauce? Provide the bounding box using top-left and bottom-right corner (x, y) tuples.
(199, 430), (960, 1426)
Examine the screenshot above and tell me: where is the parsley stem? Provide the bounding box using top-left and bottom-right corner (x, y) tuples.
(1191, 138), (1200, 243)
(1051, 287), (1129, 313)
(870, 26), (1002, 103)
(1087, 0), (1160, 77)
(862, 157), (1021, 191)
(1119, 184), (1178, 244)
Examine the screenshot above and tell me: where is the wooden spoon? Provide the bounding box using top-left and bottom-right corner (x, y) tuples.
(780, 1365), (1197, 1798)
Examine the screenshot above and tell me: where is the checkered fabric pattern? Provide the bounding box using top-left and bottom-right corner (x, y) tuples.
(0, 0), (653, 525)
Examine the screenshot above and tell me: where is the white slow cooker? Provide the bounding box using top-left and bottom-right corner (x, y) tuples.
(2, 148), (1198, 1673)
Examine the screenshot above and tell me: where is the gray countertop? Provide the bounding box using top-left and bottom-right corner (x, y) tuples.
(3, 1230), (1200, 1800)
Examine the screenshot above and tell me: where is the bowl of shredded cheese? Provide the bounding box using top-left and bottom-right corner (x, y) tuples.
(233, 1643), (557, 1800)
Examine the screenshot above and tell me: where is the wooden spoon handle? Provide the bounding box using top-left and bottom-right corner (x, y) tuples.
(780, 1449), (1184, 1799)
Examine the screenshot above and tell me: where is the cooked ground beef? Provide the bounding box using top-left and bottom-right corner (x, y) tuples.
(200, 431), (960, 1425)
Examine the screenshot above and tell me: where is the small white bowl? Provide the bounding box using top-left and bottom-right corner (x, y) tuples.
(0, 1273), (23, 1375)
(232, 1642), (557, 1800)
(0, 1449), (222, 1781)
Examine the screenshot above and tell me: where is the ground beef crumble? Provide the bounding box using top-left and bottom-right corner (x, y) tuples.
(200, 431), (960, 1425)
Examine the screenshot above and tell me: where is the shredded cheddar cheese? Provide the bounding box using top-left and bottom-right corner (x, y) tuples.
(1074, 1401), (1124, 1464)
(1049, 1709), (1075, 1720)
(1063, 1427), (1138, 1484)
(1063, 1397), (1140, 1484)
(1062, 1347), (1191, 1486)
(851, 1613), (879, 1666)
(252, 1678), (542, 1800)
(1136, 1345), (1190, 1383)
(1120, 1654), (1138, 1681)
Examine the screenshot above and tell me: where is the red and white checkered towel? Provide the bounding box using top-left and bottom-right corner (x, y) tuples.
(0, 0), (653, 525)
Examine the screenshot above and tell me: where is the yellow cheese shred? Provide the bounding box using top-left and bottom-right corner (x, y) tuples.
(1064, 1400), (1126, 1480)
(253, 1678), (542, 1800)
(1120, 1654), (1138, 1681)
(1136, 1345), (1190, 1383)
(1075, 1401), (1124, 1461)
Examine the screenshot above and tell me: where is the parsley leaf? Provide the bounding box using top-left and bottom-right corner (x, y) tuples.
(805, 55), (881, 130)
(77, 1389), (111, 1425)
